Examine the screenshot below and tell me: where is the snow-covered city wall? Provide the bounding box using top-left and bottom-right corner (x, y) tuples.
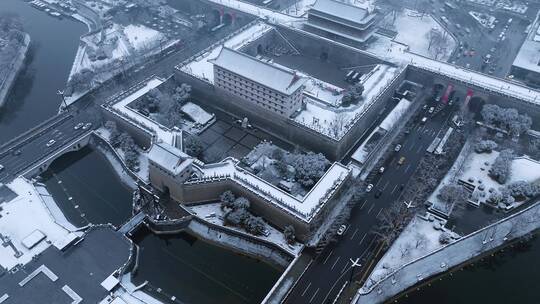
(354, 199), (540, 304)
(187, 217), (294, 268)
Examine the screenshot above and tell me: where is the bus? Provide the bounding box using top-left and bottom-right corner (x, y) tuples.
(444, 2), (456, 9)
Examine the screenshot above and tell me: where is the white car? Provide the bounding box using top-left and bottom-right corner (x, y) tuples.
(337, 225), (347, 236)
(74, 123), (84, 130)
(379, 167), (385, 174)
(394, 144), (402, 152)
(82, 123), (92, 130)
(0, 164), (4, 171)
(46, 139), (56, 147)
(366, 183), (374, 192)
(428, 107), (435, 114)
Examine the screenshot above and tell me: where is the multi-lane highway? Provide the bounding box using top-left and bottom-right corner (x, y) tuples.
(0, 112), (93, 183)
(284, 92), (458, 304)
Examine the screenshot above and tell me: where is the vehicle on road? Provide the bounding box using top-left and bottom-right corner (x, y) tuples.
(398, 156), (406, 165)
(46, 139), (56, 147)
(12, 150), (21, 156)
(337, 225), (347, 236)
(374, 190), (382, 198)
(428, 106), (435, 114)
(421, 117), (428, 124)
(0, 164), (4, 171)
(82, 123), (92, 130)
(394, 144), (402, 152)
(379, 166), (385, 174)
(366, 183), (374, 192)
(74, 123), (84, 130)
(422, 104), (428, 110)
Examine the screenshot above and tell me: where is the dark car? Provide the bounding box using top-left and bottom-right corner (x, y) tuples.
(374, 190), (383, 199)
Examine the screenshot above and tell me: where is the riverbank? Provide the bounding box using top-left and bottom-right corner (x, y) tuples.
(0, 32), (30, 108)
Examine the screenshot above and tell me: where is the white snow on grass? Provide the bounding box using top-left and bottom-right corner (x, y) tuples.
(180, 22), (273, 83)
(365, 216), (454, 288)
(0, 178), (80, 270)
(191, 158), (350, 221)
(303, 78), (344, 107)
(379, 9), (456, 61)
(189, 202), (303, 256)
(123, 25), (164, 50)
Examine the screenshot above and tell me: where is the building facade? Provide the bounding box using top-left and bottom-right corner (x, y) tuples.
(212, 47), (306, 118)
(306, 0), (377, 46)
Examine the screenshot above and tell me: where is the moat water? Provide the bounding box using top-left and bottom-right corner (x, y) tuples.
(395, 235), (540, 303)
(0, 0), (85, 142)
(132, 227), (281, 304)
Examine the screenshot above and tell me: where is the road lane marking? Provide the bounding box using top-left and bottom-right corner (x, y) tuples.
(330, 256), (341, 270)
(404, 163), (412, 173)
(301, 282), (312, 297)
(358, 233), (367, 246)
(416, 146), (423, 154)
(382, 181), (390, 191)
(323, 250), (334, 264)
(308, 288), (320, 303)
(360, 199), (367, 209)
(367, 204), (375, 214)
(391, 184), (399, 194)
(341, 261), (350, 274)
(350, 228), (359, 240)
(376, 208), (384, 218)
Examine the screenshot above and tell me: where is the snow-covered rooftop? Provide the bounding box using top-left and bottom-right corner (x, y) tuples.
(181, 102), (215, 126)
(148, 142), (192, 176)
(310, 0), (374, 25)
(179, 22), (274, 84)
(379, 98), (412, 131)
(211, 47), (306, 95)
(512, 38), (540, 74)
(0, 178), (79, 270)
(190, 158), (350, 222)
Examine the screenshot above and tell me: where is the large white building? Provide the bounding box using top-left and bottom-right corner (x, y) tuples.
(211, 47), (306, 117)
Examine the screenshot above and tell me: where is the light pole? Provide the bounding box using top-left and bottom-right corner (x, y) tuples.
(349, 257), (362, 282)
(57, 90), (68, 111)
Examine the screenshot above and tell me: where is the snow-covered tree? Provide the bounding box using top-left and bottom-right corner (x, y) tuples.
(292, 152), (330, 187)
(232, 197), (250, 210)
(341, 83), (364, 106)
(437, 184), (469, 211)
(474, 140), (498, 153)
(284, 225), (295, 244)
(220, 190), (236, 210)
(244, 216), (265, 235)
(439, 231), (452, 245)
(489, 149), (513, 184)
(480, 104), (531, 136)
(184, 134), (203, 158)
(224, 208), (249, 226)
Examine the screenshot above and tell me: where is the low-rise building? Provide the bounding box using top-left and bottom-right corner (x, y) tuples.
(211, 47), (306, 118)
(148, 141), (194, 199)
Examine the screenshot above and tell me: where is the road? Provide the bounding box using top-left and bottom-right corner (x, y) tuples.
(284, 91), (458, 304)
(0, 112), (93, 184)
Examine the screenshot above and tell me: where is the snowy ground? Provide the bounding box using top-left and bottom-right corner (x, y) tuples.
(0, 178), (81, 270)
(378, 9), (456, 61)
(364, 215), (457, 289)
(302, 78), (344, 107)
(429, 147), (540, 213)
(189, 202), (303, 256)
(294, 64), (399, 140)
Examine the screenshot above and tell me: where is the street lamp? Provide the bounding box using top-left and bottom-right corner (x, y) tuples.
(57, 90), (68, 111)
(349, 257), (362, 281)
